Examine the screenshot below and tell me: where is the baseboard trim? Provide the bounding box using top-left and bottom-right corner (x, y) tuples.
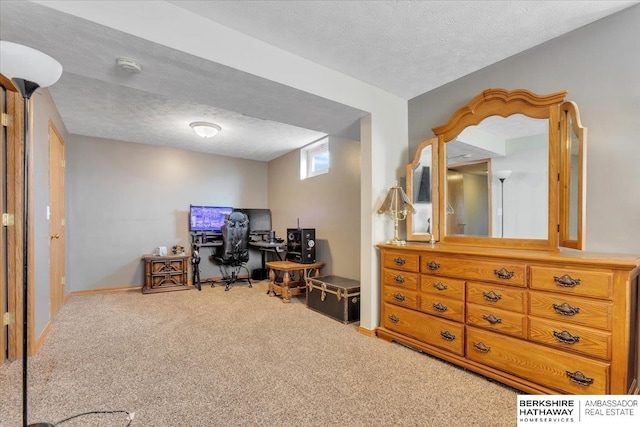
(33, 321), (52, 354)
(68, 285), (142, 297)
(357, 326), (376, 337)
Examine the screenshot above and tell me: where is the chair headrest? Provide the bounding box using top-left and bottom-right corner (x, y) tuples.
(227, 211), (248, 225)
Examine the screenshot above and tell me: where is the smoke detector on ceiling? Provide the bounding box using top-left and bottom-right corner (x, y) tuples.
(116, 57), (142, 74)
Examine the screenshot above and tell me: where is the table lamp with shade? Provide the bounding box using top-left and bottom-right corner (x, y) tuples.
(0, 40), (63, 427)
(377, 181), (415, 245)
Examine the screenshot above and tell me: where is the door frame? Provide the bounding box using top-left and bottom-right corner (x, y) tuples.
(1, 75), (28, 360)
(48, 120), (65, 321)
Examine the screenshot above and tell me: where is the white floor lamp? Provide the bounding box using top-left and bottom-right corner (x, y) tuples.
(0, 40), (63, 427)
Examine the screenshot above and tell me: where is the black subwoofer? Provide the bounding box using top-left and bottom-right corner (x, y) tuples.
(286, 228), (316, 263)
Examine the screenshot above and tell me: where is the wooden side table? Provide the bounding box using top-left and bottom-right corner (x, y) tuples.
(266, 260), (324, 303)
(142, 254), (190, 294)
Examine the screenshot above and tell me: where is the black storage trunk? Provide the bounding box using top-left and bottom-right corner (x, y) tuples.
(306, 275), (360, 324)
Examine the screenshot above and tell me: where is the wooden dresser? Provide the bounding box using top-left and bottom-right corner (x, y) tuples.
(377, 243), (640, 395)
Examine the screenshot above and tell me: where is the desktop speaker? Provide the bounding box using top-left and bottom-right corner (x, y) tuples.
(286, 228), (316, 263)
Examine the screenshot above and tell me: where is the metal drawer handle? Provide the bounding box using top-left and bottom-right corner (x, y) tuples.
(494, 268), (515, 280)
(554, 274), (581, 288)
(440, 331), (455, 341)
(427, 261), (441, 270)
(566, 370), (594, 387)
(388, 314), (399, 324)
(393, 257), (406, 266)
(433, 282), (448, 291)
(393, 293), (406, 302)
(482, 290), (502, 303)
(433, 302), (448, 312)
(473, 342), (491, 353)
(393, 275), (406, 283)
(554, 330), (580, 344)
(553, 302), (580, 316)
(482, 314), (502, 325)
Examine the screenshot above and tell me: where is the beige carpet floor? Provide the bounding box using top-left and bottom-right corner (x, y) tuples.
(1, 281), (518, 426)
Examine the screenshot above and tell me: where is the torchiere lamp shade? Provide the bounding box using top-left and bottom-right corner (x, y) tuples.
(0, 41), (63, 95)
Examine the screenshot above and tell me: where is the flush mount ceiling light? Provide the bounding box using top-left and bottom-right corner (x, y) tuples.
(116, 57), (142, 74)
(190, 122), (221, 138)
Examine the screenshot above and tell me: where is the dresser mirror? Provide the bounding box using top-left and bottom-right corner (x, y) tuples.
(445, 115), (550, 240)
(559, 101), (586, 249)
(406, 137), (439, 241)
(420, 88), (586, 250)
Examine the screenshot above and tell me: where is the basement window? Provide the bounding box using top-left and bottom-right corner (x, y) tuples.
(300, 138), (329, 179)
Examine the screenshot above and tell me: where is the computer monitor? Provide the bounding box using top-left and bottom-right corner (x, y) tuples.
(189, 205), (233, 232)
(236, 208), (272, 233)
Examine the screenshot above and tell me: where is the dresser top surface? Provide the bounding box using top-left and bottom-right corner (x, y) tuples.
(377, 242), (640, 270)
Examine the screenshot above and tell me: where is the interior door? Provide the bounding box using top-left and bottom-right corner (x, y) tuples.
(48, 121), (65, 319)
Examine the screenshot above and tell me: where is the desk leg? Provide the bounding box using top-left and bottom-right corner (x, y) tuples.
(282, 271), (291, 303)
(194, 264), (201, 291)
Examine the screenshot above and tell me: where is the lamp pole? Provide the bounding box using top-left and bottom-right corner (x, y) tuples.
(1, 41), (62, 427)
(494, 170), (512, 238)
(14, 78), (53, 427)
(499, 177), (506, 238)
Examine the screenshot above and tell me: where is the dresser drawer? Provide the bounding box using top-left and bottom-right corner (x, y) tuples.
(420, 255), (525, 287)
(382, 286), (419, 310)
(466, 326), (609, 394)
(420, 294), (464, 322)
(382, 268), (419, 290)
(466, 304), (527, 338)
(529, 292), (613, 330)
(420, 275), (465, 300)
(530, 266), (613, 299)
(383, 304), (464, 355)
(529, 317), (611, 360)
(383, 251), (420, 272)
(466, 282), (526, 313)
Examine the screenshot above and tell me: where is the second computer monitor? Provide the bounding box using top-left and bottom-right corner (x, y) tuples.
(237, 208), (272, 234)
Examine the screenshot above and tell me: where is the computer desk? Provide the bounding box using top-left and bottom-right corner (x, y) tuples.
(249, 240), (286, 280)
(191, 237), (284, 289)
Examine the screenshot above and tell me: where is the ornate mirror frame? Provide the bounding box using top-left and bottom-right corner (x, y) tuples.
(559, 101), (586, 250)
(406, 137), (439, 242)
(419, 88), (586, 251)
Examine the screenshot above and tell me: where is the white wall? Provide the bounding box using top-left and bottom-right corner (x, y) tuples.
(66, 136), (268, 291)
(409, 5), (640, 255)
(490, 134), (548, 239)
(268, 136), (361, 280)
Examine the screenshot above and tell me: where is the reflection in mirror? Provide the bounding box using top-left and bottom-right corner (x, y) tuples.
(412, 146), (433, 234)
(412, 144), (433, 234)
(445, 114), (549, 239)
(446, 161), (489, 236)
(568, 118), (579, 240)
(406, 137), (438, 242)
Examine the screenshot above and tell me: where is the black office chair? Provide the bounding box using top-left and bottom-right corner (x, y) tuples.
(211, 211), (252, 291)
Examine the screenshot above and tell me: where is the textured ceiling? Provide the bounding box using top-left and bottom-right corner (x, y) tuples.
(1, 1), (637, 161)
(170, 0), (638, 99)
